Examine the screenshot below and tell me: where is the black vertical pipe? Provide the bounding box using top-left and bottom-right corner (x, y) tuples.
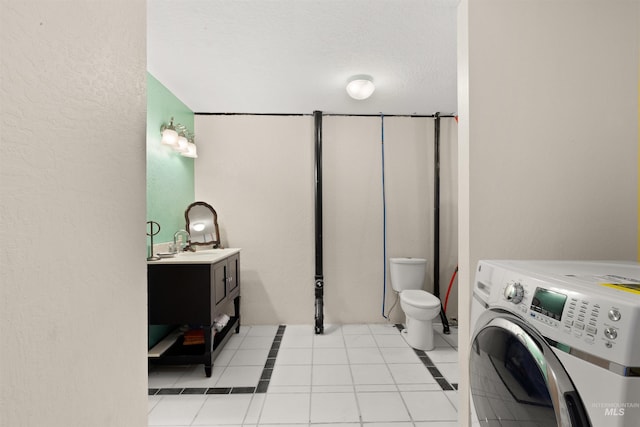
(433, 113), (440, 299)
(433, 113), (450, 334)
(314, 110), (324, 334)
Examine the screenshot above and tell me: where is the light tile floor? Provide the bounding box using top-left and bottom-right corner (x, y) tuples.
(148, 322), (458, 426)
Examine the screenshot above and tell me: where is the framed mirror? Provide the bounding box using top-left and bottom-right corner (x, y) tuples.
(184, 201), (221, 249)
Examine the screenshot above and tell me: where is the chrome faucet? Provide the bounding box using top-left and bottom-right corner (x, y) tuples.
(173, 229), (190, 252)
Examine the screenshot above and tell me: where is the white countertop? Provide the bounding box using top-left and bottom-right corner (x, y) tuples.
(147, 248), (241, 265)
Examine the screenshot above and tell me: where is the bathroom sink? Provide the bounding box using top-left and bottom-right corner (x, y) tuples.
(149, 248), (241, 265)
(177, 249), (227, 257)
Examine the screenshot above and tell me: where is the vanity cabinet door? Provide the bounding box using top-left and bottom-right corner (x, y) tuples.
(212, 261), (227, 306)
(226, 253), (240, 296)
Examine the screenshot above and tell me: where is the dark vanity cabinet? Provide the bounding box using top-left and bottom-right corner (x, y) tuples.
(147, 250), (240, 377)
(212, 254), (240, 308)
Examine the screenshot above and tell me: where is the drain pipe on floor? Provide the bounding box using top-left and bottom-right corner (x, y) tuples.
(314, 110), (324, 335)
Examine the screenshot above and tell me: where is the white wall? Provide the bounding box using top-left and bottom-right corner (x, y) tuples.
(195, 114), (458, 325)
(195, 116), (316, 324)
(324, 116), (458, 323)
(458, 0), (639, 424)
(0, 2), (148, 426)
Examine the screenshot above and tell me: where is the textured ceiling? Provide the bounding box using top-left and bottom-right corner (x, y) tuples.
(148, 0), (458, 115)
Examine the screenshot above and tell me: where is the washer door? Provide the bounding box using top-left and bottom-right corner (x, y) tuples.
(470, 309), (591, 427)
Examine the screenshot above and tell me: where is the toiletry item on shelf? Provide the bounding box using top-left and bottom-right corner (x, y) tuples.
(182, 328), (205, 346)
(213, 313), (230, 332)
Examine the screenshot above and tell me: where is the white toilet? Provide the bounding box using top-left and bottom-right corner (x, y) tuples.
(390, 257), (441, 351)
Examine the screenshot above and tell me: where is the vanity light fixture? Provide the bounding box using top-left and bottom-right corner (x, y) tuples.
(160, 118), (179, 147)
(346, 75), (375, 100)
(176, 133), (189, 152)
(160, 118), (198, 158)
(181, 138), (198, 158)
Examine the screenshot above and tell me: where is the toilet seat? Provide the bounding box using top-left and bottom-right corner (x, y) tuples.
(401, 289), (440, 309)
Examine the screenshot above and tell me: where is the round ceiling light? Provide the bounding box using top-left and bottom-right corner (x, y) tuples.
(346, 75), (375, 100)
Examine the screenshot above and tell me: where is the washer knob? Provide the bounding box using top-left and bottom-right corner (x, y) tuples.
(504, 282), (524, 304)
(608, 309), (621, 322)
(604, 327), (618, 340)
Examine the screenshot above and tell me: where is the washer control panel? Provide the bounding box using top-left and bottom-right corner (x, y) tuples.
(501, 281), (626, 347)
(482, 263), (640, 365)
(562, 295), (608, 346)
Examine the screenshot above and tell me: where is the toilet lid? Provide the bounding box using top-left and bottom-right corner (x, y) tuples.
(401, 290), (440, 309)
(390, 257), (426, 264)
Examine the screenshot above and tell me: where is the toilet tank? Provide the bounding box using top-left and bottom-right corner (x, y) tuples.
(389, 258), (427, 292)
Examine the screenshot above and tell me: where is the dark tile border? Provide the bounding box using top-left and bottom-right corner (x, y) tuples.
(399, 323), (456, 392)
(149, 325), (286, 396)
(181, 387), (208, 395)
(206, 387), (231, 395)
(156, 388), (182, 395)
(231, 386), (256, 394)
(413, 347), (456, 391)
(256, 380), (269, 393)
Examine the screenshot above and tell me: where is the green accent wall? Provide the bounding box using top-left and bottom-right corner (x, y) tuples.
(147, 72), (195, 348)
(147, 73), (195, 244)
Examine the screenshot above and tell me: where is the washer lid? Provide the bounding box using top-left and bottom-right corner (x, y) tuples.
(401, 290), (440, 308)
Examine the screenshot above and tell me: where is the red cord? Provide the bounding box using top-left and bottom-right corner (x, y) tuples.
(443, 265), (458, 314)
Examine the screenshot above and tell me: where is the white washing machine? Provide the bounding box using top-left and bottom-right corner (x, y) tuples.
(470, 260), (640, 426)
